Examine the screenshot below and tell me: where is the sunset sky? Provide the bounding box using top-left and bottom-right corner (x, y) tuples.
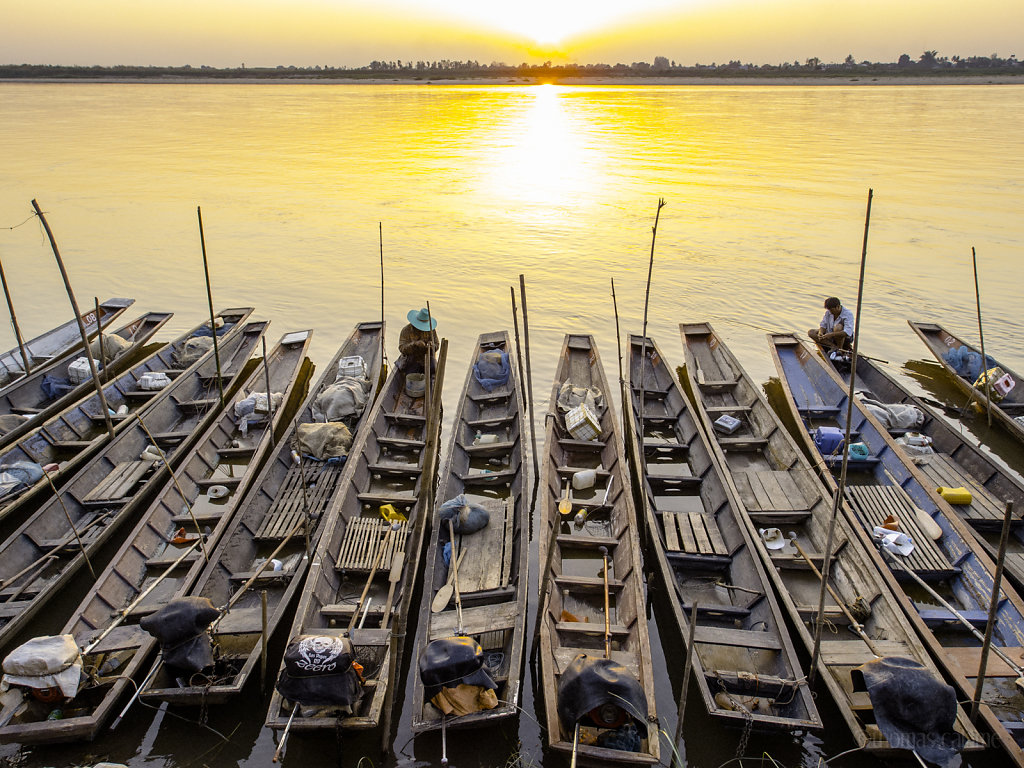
(3, 0), (1021, 68)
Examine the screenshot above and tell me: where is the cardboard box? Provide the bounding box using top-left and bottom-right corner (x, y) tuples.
(565, 404), (601, 441)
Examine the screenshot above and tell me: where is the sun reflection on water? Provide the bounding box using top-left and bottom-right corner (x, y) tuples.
(481, 84), (604, 223)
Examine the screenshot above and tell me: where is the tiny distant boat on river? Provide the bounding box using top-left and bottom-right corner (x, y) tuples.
(140, 321), (384, 706)
(411, 331), (529, 737)
(626, 332), (820, 731)
(265, 337), (446, 748)
(0, 298), (134, 391)
(909, 320), (1024, 445)
(0, 310), (172, 450)
(0, 329), (308, 743)
(818, 343), (1024, 595)
(770, 331), (1024, 767)
(537, 334), (659, 767)
(680, 322), (984, 759)
(0, 320), (267, 655)
(0, 309), (253, 526)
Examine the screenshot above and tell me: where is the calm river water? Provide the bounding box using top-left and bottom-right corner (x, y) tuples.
(0, 82), (1022, 768)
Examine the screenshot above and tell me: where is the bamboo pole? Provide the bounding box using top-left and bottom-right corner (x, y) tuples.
(94, 296), (105, 376)
(0, 257), (31, 375)
(519, 275), (539, 479)
(636, 199), (666, 492)
(261, 336), (275, 442)
(809, 188), (872, 686)
(31, 200), (116, 440)
(197, 206), (225, 409)
(972, 501), (1015, 723)
(972, 247), (994, 427)
(40, 465), (96, 579)
(610, 278), (625, 410)
(510, 287), (528, 413)
(260, 589), (269, 694)
(673, 602), (699, 768)
(379, 222), (387, 368)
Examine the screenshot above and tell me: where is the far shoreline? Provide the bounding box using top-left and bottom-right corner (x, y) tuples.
(2, 74), (1024, 86)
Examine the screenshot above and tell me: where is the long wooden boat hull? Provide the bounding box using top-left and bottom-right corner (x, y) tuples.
(0, 298), (134, 390)
(538, 334), (659, 767)
(909, 320), (1024, 444)
(680, 322), (985, 757)
(625, 333), (820, 730)
(0, 321), (267, 655)
(410, 331), (529, 733)
(265, 339), (447, 735)
(140, 321), (385, 705)
(769, 331), (1024, 767)
(0, 309), (255, 526)
(0, 310), (174, 448)
(0, 329), (310, 744)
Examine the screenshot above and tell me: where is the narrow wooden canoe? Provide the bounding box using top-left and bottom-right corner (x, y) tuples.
(0, 321), (268, 655)
(538, 334), (659, 767)
(680, 322), (985, 757)
(265, 340), (447, 737)
(818, 346), (1024, 594)
(0, 329), (310, 744)
(770, 331), (1024, 767)
(0, 298), (134, 389)
(626, 333), (820, 731)
(0, 310), (173, 448)
(410, 331), (529, 733)
(0, 309), (254, 525)
(140, 321), (385, 705)
(909, 320), (1024, 445)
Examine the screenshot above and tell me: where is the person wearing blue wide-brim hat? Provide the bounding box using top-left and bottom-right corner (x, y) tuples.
(398, 307), (439, 374)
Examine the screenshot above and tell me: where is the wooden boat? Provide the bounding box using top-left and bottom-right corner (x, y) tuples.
(679, 322), (985, 758)
(625, 333), (820, 731)
(0, 329), (310, 743)
(265, 339), (447, 739)
(769, 331), (1024, 766)
(139, 321), (385, 705)
(0, 310), (173, 448)
(0, 298), (134, 389)
(0, 320), (267, 654)
(909, 320), (1024, 445)
(537, 334), (659, 766)
(0, 309), (254, 525)
(817, 346), (1024, 594)
(410, 331), (529, 734)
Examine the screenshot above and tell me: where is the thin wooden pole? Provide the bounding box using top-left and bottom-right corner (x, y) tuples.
(972, 247), (993, 427)
(261, 336), (275, 442)
(260, 589), (269, 694)
(972, 501), (1015, 723)
(810, 188), (872, 686)
(518, 275), (539, 479)
(197, 206), (225, 409)
(31, 200), (115, 440)
(93, 297), (105, 377)
(637, 199), (666, 486)
(673, 602), (699, 768)
(600, 545), (611, 658)
(379, 223), (387, 367)
(510, 287), (527, 410)
(0, 257), (31, 374)
(40, 466), (96, 579)
(610, 278), (625, 409)
(293, 419), (312, 556)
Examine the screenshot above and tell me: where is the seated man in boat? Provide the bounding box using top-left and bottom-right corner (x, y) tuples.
(397, 307), (438, 374)
(808, 297), (854, 353)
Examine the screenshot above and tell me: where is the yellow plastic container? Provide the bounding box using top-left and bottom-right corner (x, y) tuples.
(937, 486), (973, 505)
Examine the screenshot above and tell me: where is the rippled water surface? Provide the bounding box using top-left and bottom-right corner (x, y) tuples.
(0, 82), (1022, 768)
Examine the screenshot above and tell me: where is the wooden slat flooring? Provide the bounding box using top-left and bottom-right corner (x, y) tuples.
(662, 511), (729, 556)
(845, 485), (957, 578)
(334, 517), (408, 571)
(254, 461), (343, 541)
(734, 470), (807, 512)
(912, 454), (1008, 524)
(82, 460), (154, 504)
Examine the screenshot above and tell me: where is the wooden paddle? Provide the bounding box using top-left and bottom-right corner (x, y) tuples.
(430, 549), (466, 613)
(379, 550), (405, 630)
(559, 478), (572, 515)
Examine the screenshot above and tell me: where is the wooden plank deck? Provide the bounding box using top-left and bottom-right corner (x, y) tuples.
(845, 485), (958, 578)
(254, 461), (343, 541)
(334, 517), (409, 572)
(661, 511), (729, 556)
(81, 460), (154, 504)
(451, 498), (513, 593)
(912, 454), (1009, 524)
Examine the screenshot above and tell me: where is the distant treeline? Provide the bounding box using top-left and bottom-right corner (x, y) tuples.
(1, 52), (1021, 80)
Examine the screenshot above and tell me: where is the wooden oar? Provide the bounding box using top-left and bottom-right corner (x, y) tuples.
(559, 479), (572, 515)
(430, 549), (466, 613)
(447, 518), (464, 635)
(379, 550), (405, 630)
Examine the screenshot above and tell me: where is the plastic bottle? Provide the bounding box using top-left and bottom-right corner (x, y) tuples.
(572, 469), (597, 490)
(473, 430), (482, 445)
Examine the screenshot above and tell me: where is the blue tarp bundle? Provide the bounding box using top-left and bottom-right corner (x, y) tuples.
(943, 346), (995, 382)
(473, 350), (510, 391)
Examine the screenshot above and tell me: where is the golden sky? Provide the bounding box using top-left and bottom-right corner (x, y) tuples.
(3, 0), (1021, 67)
